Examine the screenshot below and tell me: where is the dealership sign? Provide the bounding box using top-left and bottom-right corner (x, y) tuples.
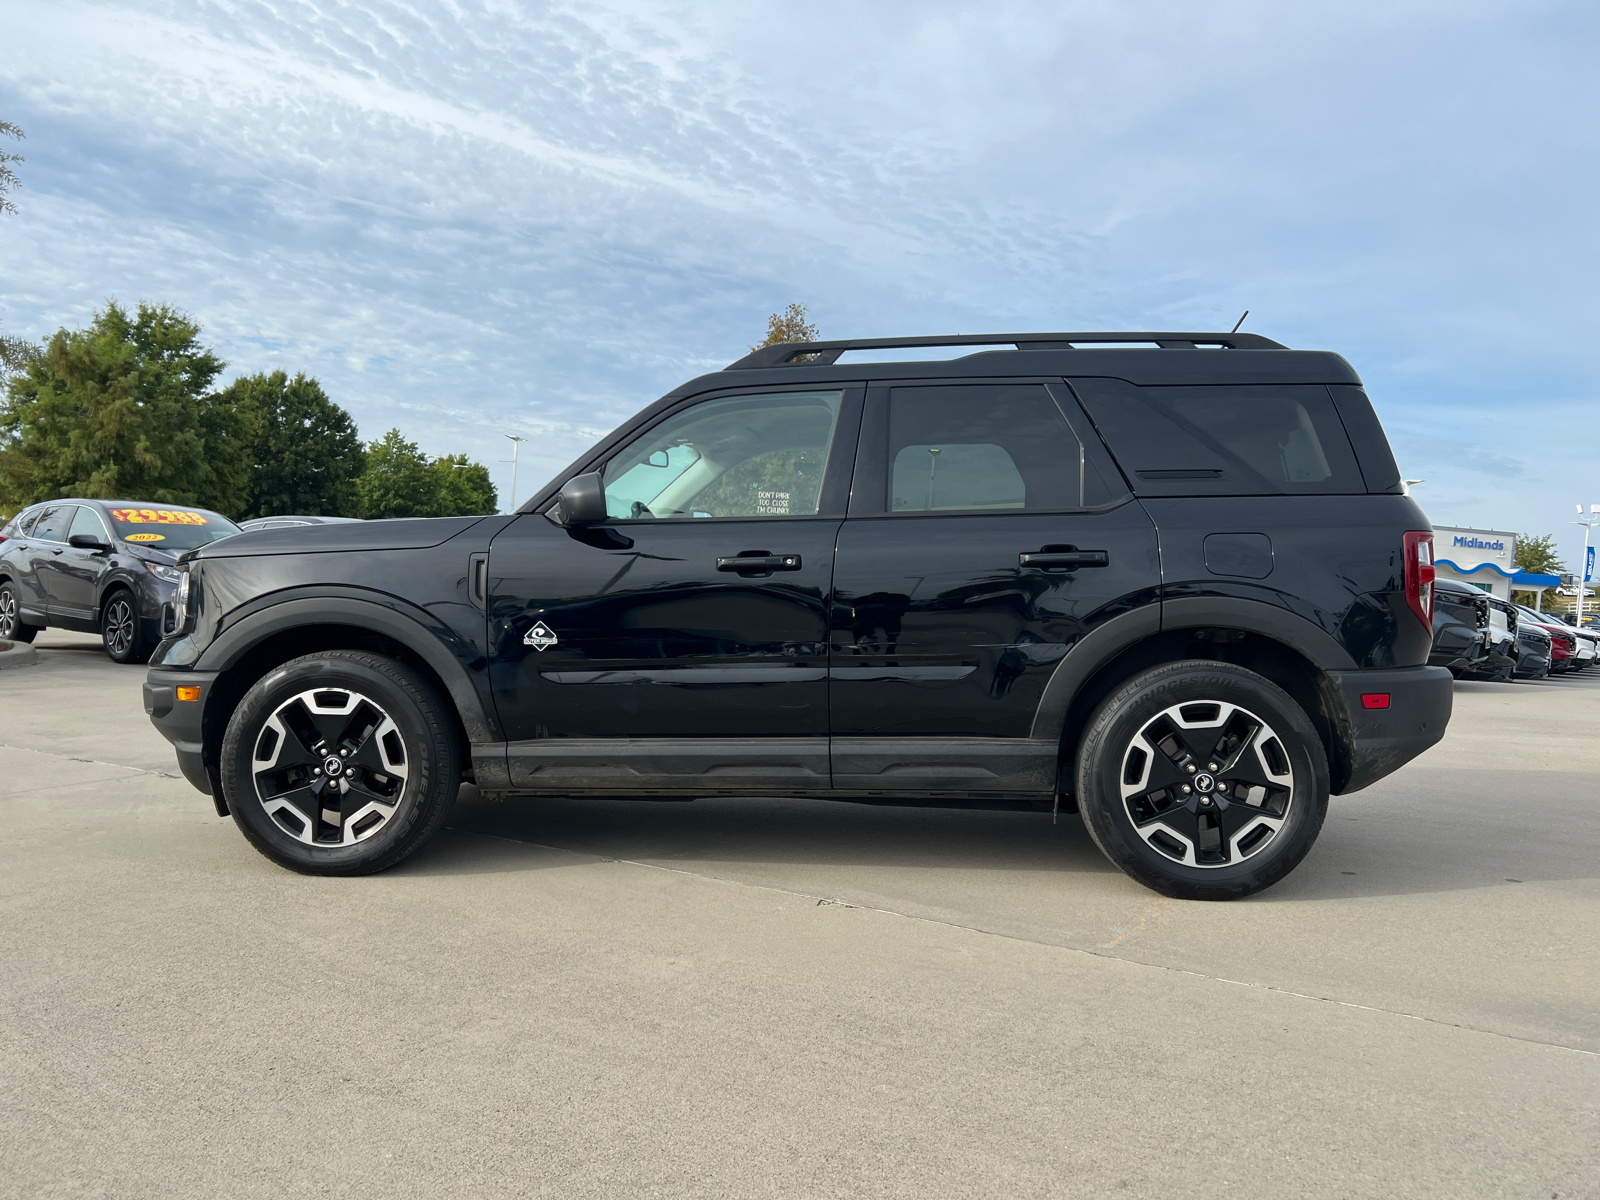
(1433, 526), (1517, 575)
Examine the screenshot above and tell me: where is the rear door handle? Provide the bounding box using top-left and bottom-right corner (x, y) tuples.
(1019, 550), (1108, 569)
(717, 554), (802, 571)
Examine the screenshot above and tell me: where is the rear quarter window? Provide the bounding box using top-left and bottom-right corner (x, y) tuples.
(1069, 379), (1365, 496)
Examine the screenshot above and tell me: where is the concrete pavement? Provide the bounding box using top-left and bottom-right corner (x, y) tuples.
(2, 630), (1595, 1198)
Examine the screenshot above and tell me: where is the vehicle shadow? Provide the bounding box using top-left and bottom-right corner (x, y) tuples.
(394, 774), (1598, 904)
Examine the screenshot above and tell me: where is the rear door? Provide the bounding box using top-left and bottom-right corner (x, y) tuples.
(487, 386), (863, 793)
(20, 505), (75, 617)
(828, 380), (1160, 795)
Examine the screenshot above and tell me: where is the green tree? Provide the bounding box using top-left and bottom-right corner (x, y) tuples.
(428, 453), (498, 516)
(752, 302), (819, 352)
(0, 122), (34, 391)
(354, 429), (498, 519)
(0, 301), (252, 514)
(0, 120), (22, 216)
(355, 428), (434, 519)
(221, 370), (365, 518)
(1514, 533), (1565, 576)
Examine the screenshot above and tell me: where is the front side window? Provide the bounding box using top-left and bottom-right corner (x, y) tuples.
(602, 391), (843, 520)
(68, 506), (112, 543)
(106, 506), (242, 549)
(31, 505), (75, 542)
(884, 385), (1086, 513)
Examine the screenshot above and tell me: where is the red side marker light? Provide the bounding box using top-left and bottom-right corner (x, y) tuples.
(177, 686), (201, 702)
(1362, 693), (1391, 710)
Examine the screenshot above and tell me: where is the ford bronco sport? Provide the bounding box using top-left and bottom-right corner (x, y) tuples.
(144, 331), (1452, 899)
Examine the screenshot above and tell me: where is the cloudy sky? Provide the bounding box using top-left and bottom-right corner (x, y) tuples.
(2, 2), (1597, 561)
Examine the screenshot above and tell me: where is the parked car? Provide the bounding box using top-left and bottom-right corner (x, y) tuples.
(1459, 591), (1520, 682)
(238, 515), (363, 532)
(1517, 606), (1577, 672)
(145, 328), (1454, 901)
(0, 500), (241, 662)
(1512, 620), (1552, 679)
(1429, 579), (1490, 677)
(1547, 612), (1598, 667)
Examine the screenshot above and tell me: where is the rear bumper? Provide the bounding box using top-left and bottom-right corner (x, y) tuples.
(143, 669), (222, 809)
(1327, 665), (1453, 794)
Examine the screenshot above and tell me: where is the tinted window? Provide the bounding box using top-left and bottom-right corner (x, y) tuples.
(1070, 380), (1364, 496)
(106, 506), (242, 549)
(17, 508), (43, 535)
(883, 385), (1088, 513)
(32, 505), (75, 542)
(602, 391), (843, 520)
(68, 507), (112, 542)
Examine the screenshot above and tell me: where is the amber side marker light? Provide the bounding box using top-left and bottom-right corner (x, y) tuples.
(1361, 693), (1391, 710)
(176, 687), (202, 702)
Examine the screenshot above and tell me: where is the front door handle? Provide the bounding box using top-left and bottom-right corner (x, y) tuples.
(1019, 550), (1108, 569)
(717, 554), (802, 572)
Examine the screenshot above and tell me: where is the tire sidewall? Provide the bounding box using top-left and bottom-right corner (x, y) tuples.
(1078, 662), (1329, 899)
(222, 654), (450, 874)
(1, 581), (38, 642)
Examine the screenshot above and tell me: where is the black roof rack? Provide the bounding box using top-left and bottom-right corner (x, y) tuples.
(725, 330), (1287, 370)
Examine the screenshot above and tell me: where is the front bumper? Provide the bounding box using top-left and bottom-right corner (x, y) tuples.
(1327, 665), (1453, 794)
(144, 668), (222, 812)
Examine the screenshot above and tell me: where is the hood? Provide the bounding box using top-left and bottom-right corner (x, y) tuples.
(192, 515), (505, 558)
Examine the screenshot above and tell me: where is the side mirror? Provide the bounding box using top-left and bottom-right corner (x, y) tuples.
(551, 472), (608, 525)
(69, 533), (112, 553)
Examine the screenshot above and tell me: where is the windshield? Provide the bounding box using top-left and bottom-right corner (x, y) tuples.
(106, 506), (241, 550)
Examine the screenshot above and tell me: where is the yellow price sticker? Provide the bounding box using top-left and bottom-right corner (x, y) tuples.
(109, 508), (209, 526)
(124, 533), (166, 542)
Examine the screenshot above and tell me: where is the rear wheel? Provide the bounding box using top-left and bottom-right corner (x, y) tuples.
(1076, 661), (1329, 901)
(101, 589), (154, 664)
(0, 581), (41, 644)
(220, 651), (461, 875)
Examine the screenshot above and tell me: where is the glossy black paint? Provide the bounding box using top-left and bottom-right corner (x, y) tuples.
(1429, 580), (1489, 675)
(146, 340), (1451, 810)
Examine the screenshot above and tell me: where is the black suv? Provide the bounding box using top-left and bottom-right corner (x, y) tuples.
(0, 500), (242, 662)
(144, 331), (1452, 899)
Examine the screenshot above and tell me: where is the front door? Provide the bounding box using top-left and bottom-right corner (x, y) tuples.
(488, 386), (862, 793)
(46, 506), (115, 622)
(829, 381), (1161, 794)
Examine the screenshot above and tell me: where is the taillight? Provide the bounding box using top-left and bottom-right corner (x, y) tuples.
(1402, 531), (1435, 631)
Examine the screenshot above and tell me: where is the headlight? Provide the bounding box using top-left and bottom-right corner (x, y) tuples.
(145, 562), (182, 584)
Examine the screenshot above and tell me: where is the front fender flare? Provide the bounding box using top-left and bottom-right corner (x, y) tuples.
(194, 594), (499, 742)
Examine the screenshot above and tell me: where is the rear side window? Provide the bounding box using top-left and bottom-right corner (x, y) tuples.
(872, 383), (1121, 514)
(32, 505), (76, 542)
(1069, 379), (1364, 496)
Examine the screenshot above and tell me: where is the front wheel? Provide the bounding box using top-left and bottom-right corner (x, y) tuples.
(1076, 661), (1330, 901)
(102, 589), (154, 664)
(220, 651), (462, 875)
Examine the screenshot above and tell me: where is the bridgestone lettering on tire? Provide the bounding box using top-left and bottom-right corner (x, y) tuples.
(1077, 660), (1329, 901)
(221, 651), (461, 876)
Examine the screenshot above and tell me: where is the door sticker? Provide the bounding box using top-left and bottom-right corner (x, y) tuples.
(524, 621), (559, 651)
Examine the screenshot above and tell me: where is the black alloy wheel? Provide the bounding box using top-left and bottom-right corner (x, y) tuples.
(0, 581), (41, 644)
(1076, 660), (1330, 901)
(101, 590), (152, 664)
(220, 651), (461, 875)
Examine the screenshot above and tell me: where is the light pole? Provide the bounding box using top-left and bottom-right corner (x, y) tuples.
(502, 435), (525, 514)
(1574, 504), (1600, 626)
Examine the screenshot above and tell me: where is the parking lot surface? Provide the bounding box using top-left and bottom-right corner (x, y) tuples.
(2, 630), (1596, 1198)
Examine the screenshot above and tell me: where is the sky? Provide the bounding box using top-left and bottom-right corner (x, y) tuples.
(2, 1), (1597, 565)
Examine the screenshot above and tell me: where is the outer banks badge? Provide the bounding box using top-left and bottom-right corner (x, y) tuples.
(523, 621), (559, 651)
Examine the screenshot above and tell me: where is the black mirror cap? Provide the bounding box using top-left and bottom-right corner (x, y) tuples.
(552, 472), (608, 525)
(68, 533), (112, 552)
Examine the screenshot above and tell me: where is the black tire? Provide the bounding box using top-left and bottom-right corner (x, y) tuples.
(1076, 661), (1330, 901)
(0, 580), (41, 643)
(220, 651), (462, 876)
(101, 588), (154, 664)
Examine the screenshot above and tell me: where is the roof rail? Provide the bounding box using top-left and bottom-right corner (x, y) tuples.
(725, 330), (1288, 370)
